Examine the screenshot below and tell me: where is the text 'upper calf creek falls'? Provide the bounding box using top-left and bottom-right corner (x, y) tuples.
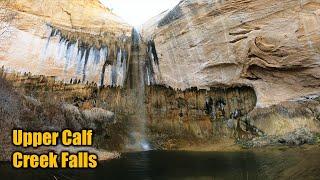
(0, 0), (320, 160)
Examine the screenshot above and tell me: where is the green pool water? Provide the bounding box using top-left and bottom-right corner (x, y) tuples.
(1, 146), (320, 180)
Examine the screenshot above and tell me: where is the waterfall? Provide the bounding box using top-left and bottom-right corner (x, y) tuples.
(41, 25), (152, 151)
(125, 28), (151, 151)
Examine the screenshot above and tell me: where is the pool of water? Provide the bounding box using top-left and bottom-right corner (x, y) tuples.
(1, 147), (320, 180)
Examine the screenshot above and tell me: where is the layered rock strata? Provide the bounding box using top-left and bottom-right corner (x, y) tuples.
(141, 0), (320, 107)
(141, 0), (320, 143)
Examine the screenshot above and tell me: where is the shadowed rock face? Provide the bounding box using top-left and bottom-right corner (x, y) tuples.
(145, 85), (258, 149)
(0, 68), (258, 151)
(158, 3), (183, 27)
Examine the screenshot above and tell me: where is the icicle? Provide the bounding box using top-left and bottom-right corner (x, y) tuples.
(111, 65), (117, 87)
(82, 47), (91, 82)
(94, 48), (100, 65)
(121, 49), (128, 86)
(57, 38), (65, 63)
(76, 47), (86, 75)
(116, 48), (122, 86)
(99, 47), (109, 87)
(64, 41), (75, 71)
(40, 26), (57, 63)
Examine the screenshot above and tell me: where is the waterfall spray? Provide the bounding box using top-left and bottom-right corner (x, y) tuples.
(125, 28), (151, 151)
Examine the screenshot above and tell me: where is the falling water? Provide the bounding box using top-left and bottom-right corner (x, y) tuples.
(125, 28), (151, 151)
(41, 25), (152, 151)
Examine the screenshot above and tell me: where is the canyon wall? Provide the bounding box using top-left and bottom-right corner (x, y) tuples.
(141, 0), (320, 107)
(0, 0), (320, 155)
(141, 0), (320, 141)
(0, 0), (135, 160)
(0, 68), (258, 150)
(0, 0), (132, 87)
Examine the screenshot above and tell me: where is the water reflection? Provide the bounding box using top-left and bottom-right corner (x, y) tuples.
(1, 149), (320, 180)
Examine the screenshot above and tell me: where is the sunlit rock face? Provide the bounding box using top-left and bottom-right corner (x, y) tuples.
(141, 0), (320, 107)
(0, 0), (132, 87)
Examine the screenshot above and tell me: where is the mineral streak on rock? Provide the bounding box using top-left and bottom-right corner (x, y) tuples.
(145, 85), (258, 143)
(0, 0), (132, 87)
(145, 39), (161, 85)
(1, 67), (258, 147)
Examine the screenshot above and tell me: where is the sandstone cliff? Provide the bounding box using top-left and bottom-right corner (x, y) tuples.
(141, 0), (320, 139)
(141, 0), (320, 107)
(0, 0), (132, 87)
(0, 0), (320, 154)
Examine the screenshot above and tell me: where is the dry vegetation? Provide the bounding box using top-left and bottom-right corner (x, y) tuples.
(0, 76), (129, 160)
